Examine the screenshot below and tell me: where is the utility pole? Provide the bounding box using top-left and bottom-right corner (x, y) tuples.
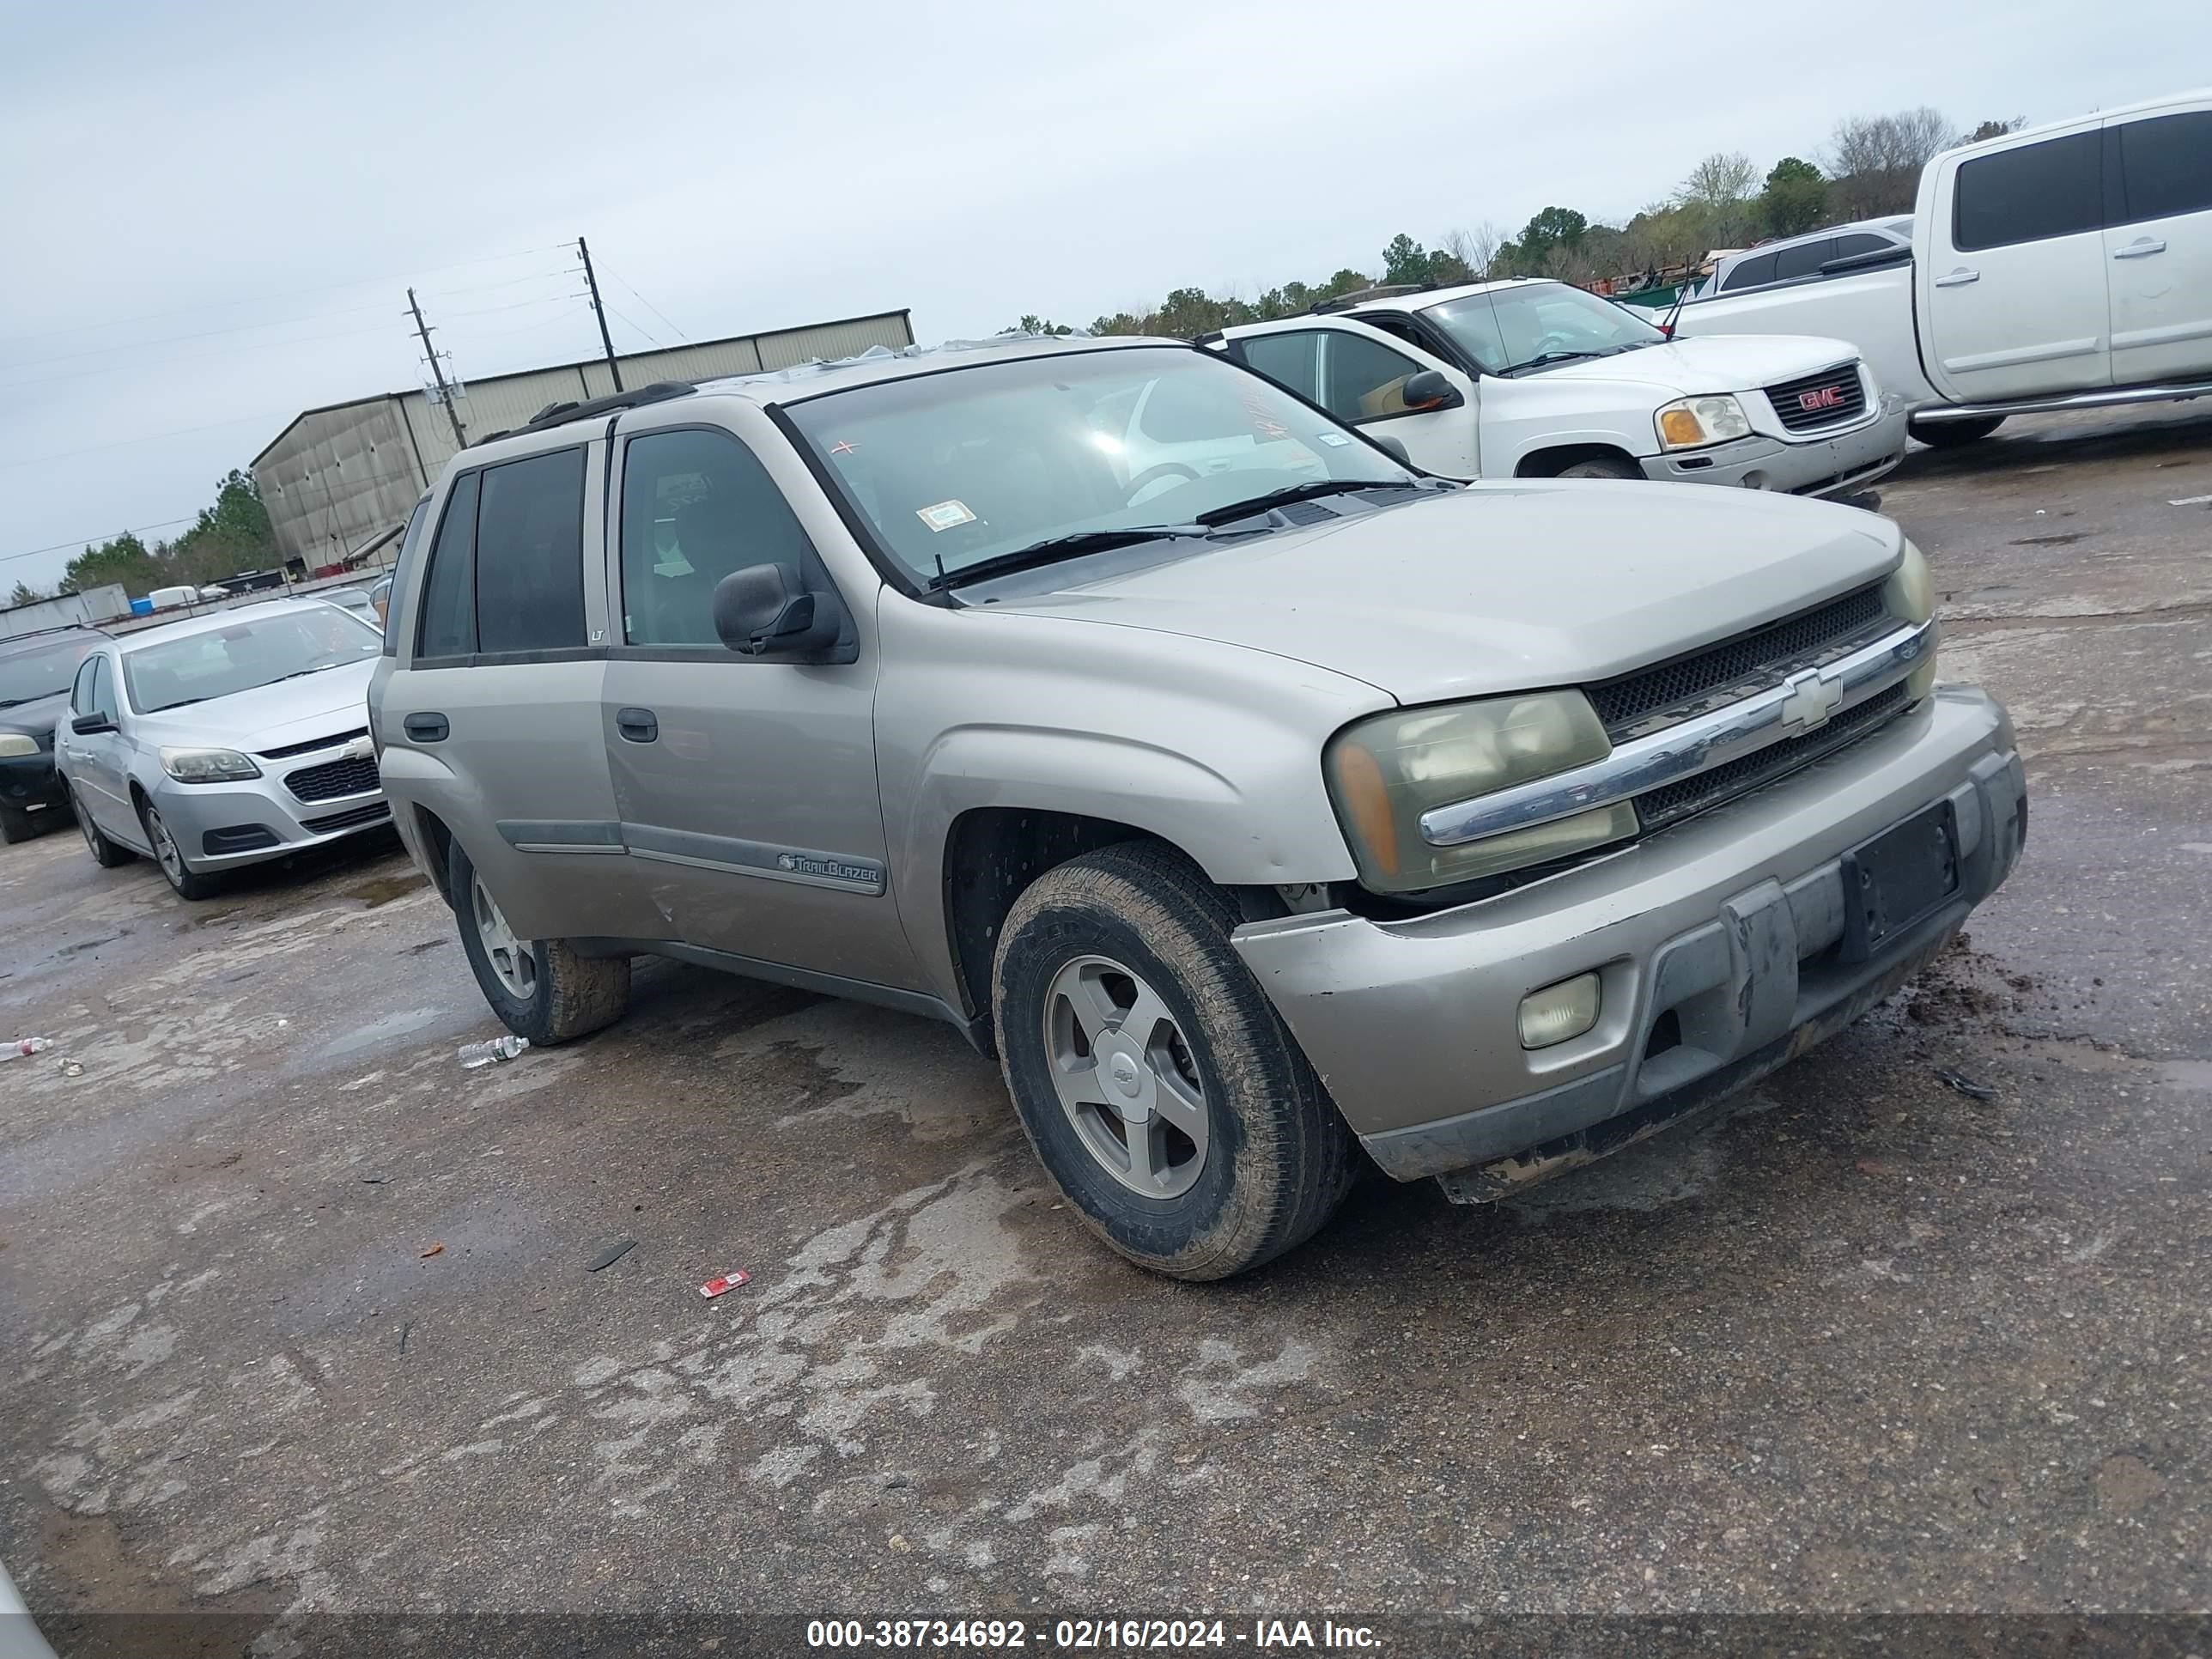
(577, 235), (624, 392)
(408, 288), (467, 448)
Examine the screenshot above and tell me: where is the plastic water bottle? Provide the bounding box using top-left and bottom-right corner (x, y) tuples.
(457, 1035), (529, 1069)
(2, 1037), (52, 1062)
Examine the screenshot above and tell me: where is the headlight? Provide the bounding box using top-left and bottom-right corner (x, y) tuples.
(0, 732), (37, 758)
(1882, 538), (1940, 701)
(1325, 693), (1638, 892)
(1655, 394), (1753, 451)
(159, 746), (261, 783)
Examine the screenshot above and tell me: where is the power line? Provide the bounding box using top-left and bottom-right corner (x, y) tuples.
(1, 518), (200, 568)
(0, 410), (298, 473)
(605, 266), (690, 342)
(0, 299), (399, 373)
(0, 317), (405, 392)
(600, 301), (662, 349)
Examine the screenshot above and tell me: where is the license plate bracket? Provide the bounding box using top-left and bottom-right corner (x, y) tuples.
(1839, 799), (1960, 963)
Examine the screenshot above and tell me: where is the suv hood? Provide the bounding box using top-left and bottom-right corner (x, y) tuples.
(131, 659), (376, 752)
(981, 483), (1901, 705)
(1538, 333), (1859, 396)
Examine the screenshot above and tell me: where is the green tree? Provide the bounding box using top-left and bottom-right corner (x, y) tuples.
(1966, 118), (2023, 143)
(8, 580), (44, 608)
(1001, 315), (1073, 337)
(1759, 155), (1829, 237)
(61, 531), (162, 598)
(168, 470), (277, 586)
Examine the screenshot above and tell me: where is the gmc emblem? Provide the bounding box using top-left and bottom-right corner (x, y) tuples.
(1798, 384), (1847, 412)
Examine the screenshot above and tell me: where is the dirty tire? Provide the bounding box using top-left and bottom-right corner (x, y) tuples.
(0, 805), (32, 844)
(1554, 455), (1641, 480)
(1910, 415), (2006, 448)
(447, 836), (630, 1045)
(993, 841), (1355, 1281)
(72, 788), (133, 867)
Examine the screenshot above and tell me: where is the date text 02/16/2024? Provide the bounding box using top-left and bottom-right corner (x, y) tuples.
(805, 1619), (1382, 1649)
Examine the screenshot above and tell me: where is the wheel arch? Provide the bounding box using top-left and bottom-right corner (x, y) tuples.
(1515, 441), (1645, 477)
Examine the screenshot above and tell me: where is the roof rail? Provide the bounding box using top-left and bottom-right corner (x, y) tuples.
(0, 621), (111, 642)
(1310, 283), (1432, 315)
(472, 380), (695, 447)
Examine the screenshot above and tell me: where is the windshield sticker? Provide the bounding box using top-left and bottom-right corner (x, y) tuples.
(916, 500), (977, 532)
(1316, 431), (1352, 447)
(829, 440), (858, 456)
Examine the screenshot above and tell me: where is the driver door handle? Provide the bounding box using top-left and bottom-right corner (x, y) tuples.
(1934, 268), (1980, 288)
(2113, 239), (2166, 259)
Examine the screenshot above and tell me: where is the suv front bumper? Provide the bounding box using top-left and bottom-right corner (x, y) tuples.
(1641, 404), (1906, 497)
(1231, 687), (2024, 1194)
(1, 749), (69, 817)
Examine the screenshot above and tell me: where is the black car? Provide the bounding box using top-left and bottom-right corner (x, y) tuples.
(0, 626), (106, 842)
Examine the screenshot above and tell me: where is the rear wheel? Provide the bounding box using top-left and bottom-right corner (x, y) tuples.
(992, 842), (1355, 1281)
(139, 800), (219, 900)
(1554, 455), (1642, 480)
(1910, 415), (2006, 448)
(0, 805), (32, 845)
(73, 788), (134, 867)
(448, 837), (629, 1045)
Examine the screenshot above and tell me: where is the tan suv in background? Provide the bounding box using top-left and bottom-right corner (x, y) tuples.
(369, 336), (2026, 1279)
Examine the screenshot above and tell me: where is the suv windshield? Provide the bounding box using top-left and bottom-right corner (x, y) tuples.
(0, 635), (97, 707)
(1424, 283), (1666, 375)
(782, 346), (1413, 586)
(123, 607), (380, 714)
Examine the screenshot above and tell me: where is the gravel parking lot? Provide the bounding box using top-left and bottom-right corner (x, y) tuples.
(3, 408), (2208, 1647)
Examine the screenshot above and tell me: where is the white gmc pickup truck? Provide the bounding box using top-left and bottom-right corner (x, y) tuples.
(1674, 88), (2212, 448)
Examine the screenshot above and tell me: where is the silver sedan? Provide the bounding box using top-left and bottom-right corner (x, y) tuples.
(56, 599), (391, 900)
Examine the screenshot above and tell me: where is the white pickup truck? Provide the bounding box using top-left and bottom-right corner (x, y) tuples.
(1674, 88), (2212, 448)
(1200, 279), (1906, 499)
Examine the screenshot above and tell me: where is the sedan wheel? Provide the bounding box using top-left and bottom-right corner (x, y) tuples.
(141, 803), (216, 899)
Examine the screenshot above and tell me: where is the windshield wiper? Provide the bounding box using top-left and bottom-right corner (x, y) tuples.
(265, 661), (354, 684)
(927, 526), (1206, 592)
(0, 694), (61, 708)
(1194, 478), (1419, 527)
(1498, 349), (1609, 374)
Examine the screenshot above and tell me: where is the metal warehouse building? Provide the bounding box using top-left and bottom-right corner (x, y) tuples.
(251, 308), (914, 569)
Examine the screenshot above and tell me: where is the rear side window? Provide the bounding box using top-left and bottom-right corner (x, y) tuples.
(416, 471), (479, 659)
(1773, 239), (1835, 282)
(1953, 131), (2103, 252)
(618, 428), (819, 647)
(2114, 110), (2212, 224)
(1722, 252), (1778, 291)
(474, 449), (587, 654)
(1238, 332), (1321, 402)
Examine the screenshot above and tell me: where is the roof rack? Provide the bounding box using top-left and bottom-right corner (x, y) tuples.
(0, 621), (111, 644)
(472, 380), (695, 447)
(1310, 283), (1433, 315)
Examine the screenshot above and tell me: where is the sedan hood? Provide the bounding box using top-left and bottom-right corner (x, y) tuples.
(132, 659), (376, 753)
(982, 483), (1901, 705)
(0, 689), (71, 749)
(1540, 334), (1860, 396)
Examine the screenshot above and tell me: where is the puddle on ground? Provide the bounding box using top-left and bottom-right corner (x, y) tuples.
(344, 872), (430, 908)
(319, 1006), (449, 1058)
(2156, 1060), (2212, 1092)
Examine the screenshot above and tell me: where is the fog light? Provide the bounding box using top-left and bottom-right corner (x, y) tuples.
(1518, 972), (1601, 1049)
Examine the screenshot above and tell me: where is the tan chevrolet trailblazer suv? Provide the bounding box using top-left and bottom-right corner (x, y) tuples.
(368, 335), (2026, 1279)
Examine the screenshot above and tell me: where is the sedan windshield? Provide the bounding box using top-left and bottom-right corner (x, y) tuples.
(0, 637), (95, 707)
(782, 346), (1413, 587)
(123, 607), (380, 714)
(1424, 283), (1666, 375)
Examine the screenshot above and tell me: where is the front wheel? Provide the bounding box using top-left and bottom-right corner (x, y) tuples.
(992, 842), (1356, 1280)
(1554, 455), (1642, 480)
(1910, 415), (2006, 448)
(140, 800), (220, 900)
(448, 837), (629, 1045)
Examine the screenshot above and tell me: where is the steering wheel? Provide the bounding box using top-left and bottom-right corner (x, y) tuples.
(1123, 462), (1200, 506)
(1531, 331), (1580, 358)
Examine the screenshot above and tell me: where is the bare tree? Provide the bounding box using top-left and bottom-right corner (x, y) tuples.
(1443, 222), (1506, 280)
(1673, 151), (1761, 246)
(1826, 106), (1957, 217)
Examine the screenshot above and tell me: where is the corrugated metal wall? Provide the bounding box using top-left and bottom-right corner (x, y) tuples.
(253, 311), (912, 566)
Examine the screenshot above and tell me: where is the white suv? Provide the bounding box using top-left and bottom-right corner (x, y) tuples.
(1212, 279), (1906, 498)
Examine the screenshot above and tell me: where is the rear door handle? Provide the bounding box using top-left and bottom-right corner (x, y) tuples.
(2113, 239), (2167, 259)
(403, 713), (448, 743)
(1934, 268), (1980, 288)
(616, 707), (659, 744)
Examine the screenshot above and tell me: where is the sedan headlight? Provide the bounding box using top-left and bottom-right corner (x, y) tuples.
(1883, 538), (1940, 701)
(1656, 394), (1753, 451)
(159, 746), (262, 783)
(1325, 693), (1638, 892)
(0, 732), (38, 758)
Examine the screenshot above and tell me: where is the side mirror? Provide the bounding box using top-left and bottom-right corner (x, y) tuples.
(712, 563), (845, 659)
(1369, 434), (1413, 466)
(1401, 370), (1463, 412)
(70, 714), (116, 736)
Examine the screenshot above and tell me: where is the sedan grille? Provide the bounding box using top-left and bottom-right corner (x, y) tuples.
(1765, 363), (1868, 433)
(259, 726), (368, 761)
(286, 755), (380, 804)
(1589, 585), (1892, 741)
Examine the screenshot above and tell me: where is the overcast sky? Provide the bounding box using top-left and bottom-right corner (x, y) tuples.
(2, 0), (2202, 590)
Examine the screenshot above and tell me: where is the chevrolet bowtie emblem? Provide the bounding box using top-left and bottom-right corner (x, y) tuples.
(340, 735), (376, 762)
(1779, 668), (1843, 732)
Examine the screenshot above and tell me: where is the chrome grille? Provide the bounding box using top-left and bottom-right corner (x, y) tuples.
(1589, 586), (1890, 741)
(286, 755), (380, 804)
(1765, 363), (1868, 433)
(1634, 684), (1910, 835)
(258, 726), (368, 761)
